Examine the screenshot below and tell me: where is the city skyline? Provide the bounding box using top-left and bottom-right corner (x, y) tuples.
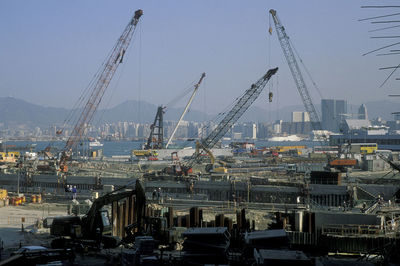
(1, 98), (400, 142)
(1, 95), (399, 126)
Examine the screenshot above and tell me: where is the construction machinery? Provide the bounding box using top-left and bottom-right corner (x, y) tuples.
(50, 179), (146, 249)
(165, 73), (206, 148)
(0, 151), (20, 163)
(195, 141), (228, 173)
(142, 73), (206, 152)
(164, 67), (278, 176)
(269, 9), (358, 174)
(328, 158), (357, 172)
(58, 9), (143, 173)
(0, 189), (7, 201)
(269, 9), (323, 133)
(144, 106), (166, 150)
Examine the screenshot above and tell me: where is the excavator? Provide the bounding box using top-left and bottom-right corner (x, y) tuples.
(49, 179), (146, 249)
(195, 141), (228, 173)
(49, 179), (179, 250)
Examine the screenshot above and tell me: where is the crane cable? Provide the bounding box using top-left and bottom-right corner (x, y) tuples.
(46, 34), (117, 152)
(137, 19), (143, 123)
(268, 14), (273, 104)
(288, 39), (341, 125)
(93, 19), (142, 128)
(165, 80), (197, 108)
(289, 39), (324, 100)
(267, 13), (275, 125)
(50, 13), (143, 152)
(201, 78), (255, 135)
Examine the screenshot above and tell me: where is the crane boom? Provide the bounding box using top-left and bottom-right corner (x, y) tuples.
(184, 67), (278, 171)
(166, 73), (206, 148)
(269, 9), (322, 131)
(60, 9), (143, 171)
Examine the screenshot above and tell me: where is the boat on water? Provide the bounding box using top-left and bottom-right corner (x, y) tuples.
(268, 135), (304, 142)
(89, 139), (103, 147)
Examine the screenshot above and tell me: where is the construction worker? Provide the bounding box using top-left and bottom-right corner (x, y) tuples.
(152, 190), (157, 200)
(72, 186), (77, 200)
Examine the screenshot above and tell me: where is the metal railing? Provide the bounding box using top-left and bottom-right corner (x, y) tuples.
(322, 224), (385, 236)
(0, 216), (40, 225)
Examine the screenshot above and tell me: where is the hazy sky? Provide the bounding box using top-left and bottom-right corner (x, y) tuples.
(1, 0), (400, 116)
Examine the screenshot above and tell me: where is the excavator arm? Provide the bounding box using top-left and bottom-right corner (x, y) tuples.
(82, 179), (146, 237)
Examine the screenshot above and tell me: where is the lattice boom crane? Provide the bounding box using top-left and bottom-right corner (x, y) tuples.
(269, 9), (322, 131)
(180, 67), (278, 175)
(59, 9), (143, 172)
(166, 73), (206, 149)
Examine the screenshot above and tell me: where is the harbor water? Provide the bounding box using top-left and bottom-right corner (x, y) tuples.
(3, 140), (318, 157)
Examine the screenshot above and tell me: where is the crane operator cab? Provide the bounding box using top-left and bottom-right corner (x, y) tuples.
(50, 209), (112, 246)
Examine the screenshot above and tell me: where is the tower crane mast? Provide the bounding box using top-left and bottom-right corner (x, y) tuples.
(269, 9), (322, 131)
(59, 9), (143, 172)
(144, 106), (165, 150)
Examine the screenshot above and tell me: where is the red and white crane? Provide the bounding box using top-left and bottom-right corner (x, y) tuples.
(59, 9), (143, 172)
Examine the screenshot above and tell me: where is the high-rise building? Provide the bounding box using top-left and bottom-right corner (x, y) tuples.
(321, 99), (347, 132)
(358, 104), (368, 120)
(291, 111), (310, 122)
(273, 120), (283, 134)
(291, 111), (303, 123)
(257, 122), (270, 139)
(243, 123), (257, 139)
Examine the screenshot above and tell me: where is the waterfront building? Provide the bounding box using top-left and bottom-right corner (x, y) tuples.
(321, 99), (347, 132)
(342, 119), (371, 134)
(330, 133), (400, 151)
(291, 111), (310, 123)
(358, 104), (368, 120)
(273, 120), (282, 134)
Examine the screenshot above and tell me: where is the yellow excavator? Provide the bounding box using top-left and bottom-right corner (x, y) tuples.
(195, 141), (227, 174)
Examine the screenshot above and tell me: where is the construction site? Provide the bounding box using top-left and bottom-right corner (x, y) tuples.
(0, 5), (400, 266)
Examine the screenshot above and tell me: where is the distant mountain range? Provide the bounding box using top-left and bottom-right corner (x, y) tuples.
(0, 97), (399, 127)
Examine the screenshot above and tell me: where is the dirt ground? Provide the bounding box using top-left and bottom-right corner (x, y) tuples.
(0, 203), (68, 257)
